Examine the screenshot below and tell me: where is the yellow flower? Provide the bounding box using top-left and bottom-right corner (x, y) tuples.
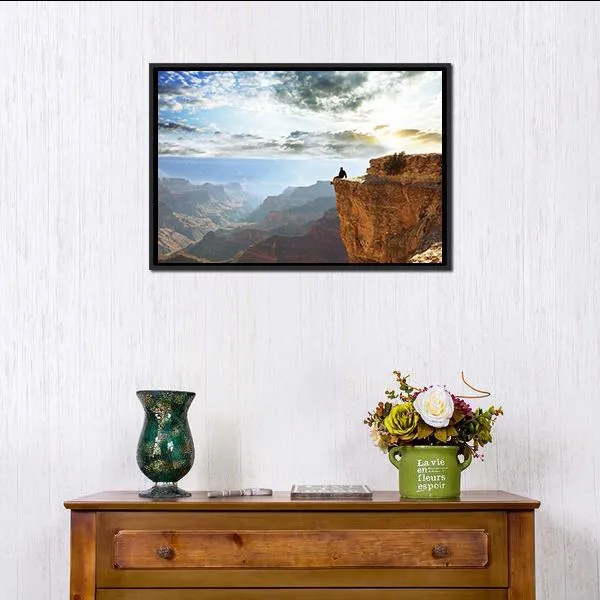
(383, 403), (419, 441)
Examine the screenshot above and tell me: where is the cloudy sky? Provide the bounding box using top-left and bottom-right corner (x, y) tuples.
(157, 69), (443, 159)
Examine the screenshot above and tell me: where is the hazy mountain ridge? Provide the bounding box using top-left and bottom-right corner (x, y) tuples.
(157, 178), (255, 257)
(237, 208), (348, 263)
(257, 195), (336, 230)
(248, 180), (334, 222)
(158, 156), (369, 199)
(163, 179), (341, 263)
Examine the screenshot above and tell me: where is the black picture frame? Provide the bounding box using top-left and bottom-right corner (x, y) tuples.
(150, 63), (451, 270)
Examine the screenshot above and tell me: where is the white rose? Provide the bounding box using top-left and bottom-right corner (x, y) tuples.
(413, 386), (454, 428)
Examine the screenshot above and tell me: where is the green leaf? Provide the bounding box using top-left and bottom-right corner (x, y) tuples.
(434, 429), (449, 442)
(451, 412), (464, 424)
(417, 421), (434, 439)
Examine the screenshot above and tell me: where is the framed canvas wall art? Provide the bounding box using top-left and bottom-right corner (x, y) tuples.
(150, 63), (451, 269)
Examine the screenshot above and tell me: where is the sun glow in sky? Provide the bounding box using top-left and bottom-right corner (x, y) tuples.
(157, 69), (443, 160)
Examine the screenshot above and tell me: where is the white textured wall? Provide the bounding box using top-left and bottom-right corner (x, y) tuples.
(0, 1), (598, 598)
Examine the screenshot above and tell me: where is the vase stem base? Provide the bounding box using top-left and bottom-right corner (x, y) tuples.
(139, 483), (191, 499)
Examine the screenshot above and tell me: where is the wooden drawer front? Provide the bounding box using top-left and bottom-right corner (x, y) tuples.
(98, 589), (508, 600)
(98, 511), (507, 588)
(114, 528), (488, 569)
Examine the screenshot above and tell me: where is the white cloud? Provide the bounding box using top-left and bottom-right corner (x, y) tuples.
(156, 70), (443, 158)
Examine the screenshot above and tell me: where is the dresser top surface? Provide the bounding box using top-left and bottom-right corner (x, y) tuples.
(64, 490), (540, 511)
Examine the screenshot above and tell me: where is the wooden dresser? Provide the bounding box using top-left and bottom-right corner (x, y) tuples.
(64, 490), (540, 600)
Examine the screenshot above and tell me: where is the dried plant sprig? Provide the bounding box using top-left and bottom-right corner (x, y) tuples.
(455, 371), (491, 399)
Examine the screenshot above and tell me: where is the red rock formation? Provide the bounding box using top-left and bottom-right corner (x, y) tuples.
(238, 209), (348, 263)
(183, 228), (271, 262)
(332, 153), (443, 263)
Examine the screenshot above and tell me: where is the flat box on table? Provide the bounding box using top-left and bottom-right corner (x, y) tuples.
(290, 484), (373, 500)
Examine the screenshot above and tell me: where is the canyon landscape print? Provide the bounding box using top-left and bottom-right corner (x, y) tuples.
(152, 66), (447, 266)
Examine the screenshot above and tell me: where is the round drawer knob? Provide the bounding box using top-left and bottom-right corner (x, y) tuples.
(156, 545), (175, 560)
(432, 544), (449, 558)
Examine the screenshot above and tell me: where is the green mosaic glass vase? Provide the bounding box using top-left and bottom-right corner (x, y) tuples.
(136, 390), (195, 499)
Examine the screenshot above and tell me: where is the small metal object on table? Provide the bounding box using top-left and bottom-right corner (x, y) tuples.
(207, 487), (273, 498)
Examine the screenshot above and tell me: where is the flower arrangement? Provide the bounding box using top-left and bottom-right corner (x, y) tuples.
(364, 371), (503, 460)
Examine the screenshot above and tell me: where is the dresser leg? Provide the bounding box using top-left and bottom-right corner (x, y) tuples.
(70, 511), (97, 600)
(508, 510), (536, 600)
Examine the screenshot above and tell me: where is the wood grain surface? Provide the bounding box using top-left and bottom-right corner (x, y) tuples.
(95, 509), (508, 588)
(70, 512), (97, 600)
(0, 2), (596, 599)
(113, 528), (489, 569)
(65, 489), (540, 510)
(96, 590), (508, 600)
(508, 511), (536, 600)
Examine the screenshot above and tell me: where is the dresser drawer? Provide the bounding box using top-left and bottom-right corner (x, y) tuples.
(114, 528), (488, 569)
(98, 589), (508, 600)
(97, 511), (507, 588)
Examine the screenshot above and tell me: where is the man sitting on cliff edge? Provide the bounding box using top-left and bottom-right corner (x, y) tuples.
(331, 167), (347, 183)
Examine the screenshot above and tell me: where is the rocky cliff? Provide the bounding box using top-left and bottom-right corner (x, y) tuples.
(332, 153), (442, 263)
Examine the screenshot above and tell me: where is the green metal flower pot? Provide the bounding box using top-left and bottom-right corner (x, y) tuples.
(388, 445), (472, 499)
